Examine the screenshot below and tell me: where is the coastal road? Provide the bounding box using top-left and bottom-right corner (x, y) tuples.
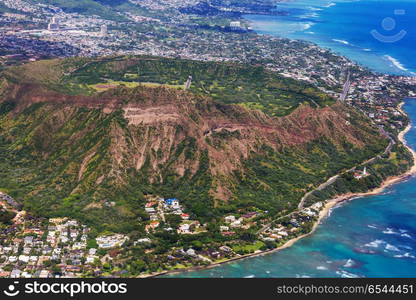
(297, 174), (340, 209)
(257, 134), (395, 234)
(298, 133), (395, 209)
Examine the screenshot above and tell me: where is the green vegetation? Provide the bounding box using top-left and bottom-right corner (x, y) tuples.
(0, 209), (15, 224)
(68, 56), (334, 116)
(233, 136), (388, 215)
(5, 56), (335, 117)
(304, 143), (413, 206)
(0, 56), (393, 234)
(232, 241), (265, 255)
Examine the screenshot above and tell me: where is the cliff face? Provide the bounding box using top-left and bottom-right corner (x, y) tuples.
(0, 58), (387, 230)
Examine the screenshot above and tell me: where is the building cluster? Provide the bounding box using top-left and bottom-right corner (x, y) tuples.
(144, 196), (204, 235)
(342, 75), (416, 134)
(220, 212), (259, 236)
(1, 0), (40, 14)
(260, 202), (323, 242)
(96, 234), (128, 249)
(0, 195), (136, 278)
(0, 188), (325, 278)
(0, 0), (414, 115)
(0, 0), (416, 277)
(0, 215), (96, 278)
(159, 244), (235, 267)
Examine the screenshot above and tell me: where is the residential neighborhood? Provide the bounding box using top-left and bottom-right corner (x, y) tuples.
(0, 0), (416, 280)
(0, 190), (327, 278)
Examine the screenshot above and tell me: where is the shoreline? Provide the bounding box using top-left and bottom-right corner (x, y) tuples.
(242, 2), (416, 77)
(147, 107), (416, 278)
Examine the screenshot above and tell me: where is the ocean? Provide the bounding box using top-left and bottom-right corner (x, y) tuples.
(244, 0), (416, 76)
(164, 0), (416, 278)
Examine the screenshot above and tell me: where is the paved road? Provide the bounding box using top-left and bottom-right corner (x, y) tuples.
(297, 132), (395, 209)
(258, 133), (395, 234)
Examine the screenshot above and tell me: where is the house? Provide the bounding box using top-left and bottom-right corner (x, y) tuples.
(21, 272), (32, 278)
(72, 242), (86, 250)
(134, 238), (151, 245)
(0, 271), (11, 278)
(230, 219), (242, 228)
(48, 226), (57, 232)
(208, 251), (221, 259)
(219, 246), (233, 253)
(86, 256), (97, 264)
(149, 221), (160, 229)
(145, 201), (157, 208)
(96, 234), (128, 249)
(149, 214), (159, 221)
(269, 234), (282, 240)
(145, 207), (156, 213)
(10, 269), (21, 278)
(89, 248), (97, 255)
(311, 202), (323, 210)
(181, 213), (190, 220)
(39, 270), (50, 278)
(186, 248), (197, 257)
(178, 223), (190, 234)
(242, 212), (258, 219)
(38, 256), (50, 265)
(18, 255), (30, 263)
(65, 266), (81, 273)
(66, 220), (78, 227)
(70, 230), (78, 238)
(165, 198), (180, 209)
(225, 215), (236, 223)
(24, 236), (34, 245)
(290, 219), (300, 227)
(221, 231), (236, 237)
(302, 208), (316, 217)
(220, 226), (230, 232)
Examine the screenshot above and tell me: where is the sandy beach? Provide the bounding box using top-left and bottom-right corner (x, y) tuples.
(146, 115), (416, 278)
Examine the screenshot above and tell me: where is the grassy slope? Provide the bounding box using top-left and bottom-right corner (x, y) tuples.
(7, 56), (335, 117)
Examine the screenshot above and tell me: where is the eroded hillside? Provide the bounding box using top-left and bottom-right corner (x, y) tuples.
(0, 57), (388, 231)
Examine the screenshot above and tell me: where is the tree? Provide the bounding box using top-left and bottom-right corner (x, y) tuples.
(0, 210), (15, 224)
(240, 232), (256, 242)
(131, 259), (147, 273)
(87, 239), (98, 249)
(165, 214), (182, 229)
(191, 240), (203, 251)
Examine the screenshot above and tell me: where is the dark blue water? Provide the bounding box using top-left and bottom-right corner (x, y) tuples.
(245, 0), (416, 75)
(166, 100), (416, 278)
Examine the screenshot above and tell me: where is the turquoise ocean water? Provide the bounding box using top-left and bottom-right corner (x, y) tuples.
(245, 0), (416, 76)
(165, 0), (416, 278)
